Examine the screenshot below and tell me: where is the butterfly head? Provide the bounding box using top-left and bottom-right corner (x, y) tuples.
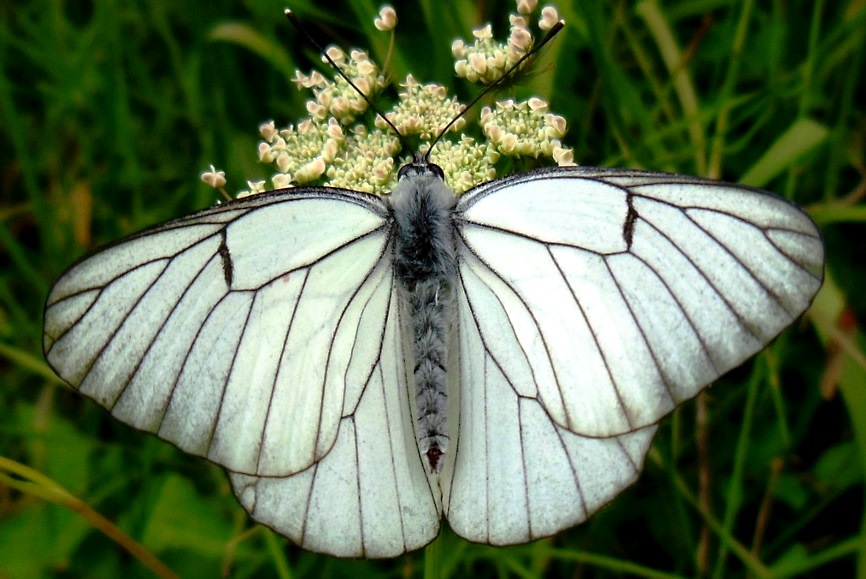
(397, 158), (445, 182)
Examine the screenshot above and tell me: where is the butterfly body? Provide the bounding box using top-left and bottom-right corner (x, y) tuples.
(43, 166), (823, 557)
(391, 163), (457, 473)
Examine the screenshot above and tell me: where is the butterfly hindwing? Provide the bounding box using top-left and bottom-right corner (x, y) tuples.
(230, 269), (442, 557)
(441, 263), (657, 544)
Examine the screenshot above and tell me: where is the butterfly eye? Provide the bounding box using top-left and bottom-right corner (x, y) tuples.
(398, 162), (446, 181)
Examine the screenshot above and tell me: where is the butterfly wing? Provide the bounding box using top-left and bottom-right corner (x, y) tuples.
(442, 166), (823, 543)
(230, 279), (441, 557)
(43, 189), (396, 478)
(453, 167), (823, 438)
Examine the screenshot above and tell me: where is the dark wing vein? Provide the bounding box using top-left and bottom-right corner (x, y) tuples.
(548, 246), (635, 430)
(456, 237), (571, 426)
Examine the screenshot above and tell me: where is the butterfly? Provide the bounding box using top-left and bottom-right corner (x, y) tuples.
(42, 7), (825, 559)
(43, 159), (824, 557)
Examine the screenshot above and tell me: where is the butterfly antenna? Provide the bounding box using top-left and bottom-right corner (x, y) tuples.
(284, 9), (416, 158)
(425, 20), (565, 162)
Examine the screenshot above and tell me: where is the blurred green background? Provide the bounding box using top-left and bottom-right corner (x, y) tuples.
(1, 0), (863, 577)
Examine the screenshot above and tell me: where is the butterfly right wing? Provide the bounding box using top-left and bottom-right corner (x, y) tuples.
(441, 166), (823, 545)
(43, 189), (392, 478)
(450, 167), (823, 439)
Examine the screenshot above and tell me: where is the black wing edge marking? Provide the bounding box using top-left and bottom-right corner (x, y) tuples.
(218, 229), (233, 287)
(623, 193), (638, 248)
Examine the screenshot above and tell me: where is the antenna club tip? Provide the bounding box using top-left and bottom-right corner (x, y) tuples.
(285, 8), (301, 27)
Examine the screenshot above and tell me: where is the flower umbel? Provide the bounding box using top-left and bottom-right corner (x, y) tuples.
(256, 118), (345, 187)
(327, 126), (402, 193)
(480, 98), (574, 165)
(452, 5), (560, 85)
(212, 1), (571, 197)
(293, 47), (386, 124)
(375, 75), (466, 142)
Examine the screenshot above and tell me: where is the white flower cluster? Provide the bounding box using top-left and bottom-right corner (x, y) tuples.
(480, 98), (574, 166)
(327, 126), (401, 193)
(202, 1), (573, 197)
(452, 2), (560, 84)
(292, 47), (387, 124)
(424, 135), (500, 193)
(255, 117), (345, 190)
(375, 75), (466, 141)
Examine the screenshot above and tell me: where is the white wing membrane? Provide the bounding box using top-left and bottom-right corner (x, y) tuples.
(456, 167), (824, 438)
(230, 283), (441, 558)
(459, 177), (630, 252)
(44, 190), (392, 477)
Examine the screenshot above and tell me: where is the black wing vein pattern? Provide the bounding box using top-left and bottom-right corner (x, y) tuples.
(229, 264), (441, 558)
(444, 220), (656, 546)
(599, 255), (682, 402)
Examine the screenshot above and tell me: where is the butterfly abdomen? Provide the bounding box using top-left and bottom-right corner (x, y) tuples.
(391, 170), (457, 473)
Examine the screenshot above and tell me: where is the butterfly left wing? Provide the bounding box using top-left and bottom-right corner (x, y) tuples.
(43, 189), (395, 478)
(229, 280), (441, 557)
(452, 167), (823, 440)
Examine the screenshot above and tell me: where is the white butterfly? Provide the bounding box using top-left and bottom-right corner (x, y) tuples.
(43, 160), (823, 557)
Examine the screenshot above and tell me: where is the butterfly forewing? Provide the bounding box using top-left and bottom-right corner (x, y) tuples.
(454, 167), (824, 439)
(43, 189), (396, 477)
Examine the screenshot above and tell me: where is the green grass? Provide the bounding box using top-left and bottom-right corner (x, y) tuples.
(1, 0), (864, 577)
